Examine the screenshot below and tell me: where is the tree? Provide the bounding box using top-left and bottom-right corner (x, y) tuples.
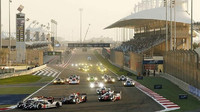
(193, 42), (199, 49)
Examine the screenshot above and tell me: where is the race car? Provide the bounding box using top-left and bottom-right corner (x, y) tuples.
(53, 78), (65, 84)
(98, 91), (121, 102)
(104, 76), (115, 83)
(62, 93), (87, 104)
(66, 75), (80, 82)
(89, 81), (104, 88)
(98, 66), (107, 72)
(96, 62), (103, 67)
(117, 75), (127, 81)
(87, 76), (98, 82)
(87, 56), (92, 61)
(123, 80), (135, 87)
(96, 87), (111, 95)
(17, 98), (38, 109)
(82, 66), (90, 72)
(68, 78), (80, 84)
(17, 96), (62, 110)
(71, 63), (78, 67)
(101, 74), (109, 79)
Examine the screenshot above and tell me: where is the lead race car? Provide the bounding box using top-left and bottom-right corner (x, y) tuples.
(66, 75), (80, 84)
(17, 96), (62, 110)
(61, 93), (87, 104)
(68, 78), (80, 84)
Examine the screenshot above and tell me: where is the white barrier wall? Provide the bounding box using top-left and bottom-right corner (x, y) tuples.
(0, 64), (46, 79)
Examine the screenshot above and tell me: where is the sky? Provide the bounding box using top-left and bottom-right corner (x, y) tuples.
(1, 0), (200, 41)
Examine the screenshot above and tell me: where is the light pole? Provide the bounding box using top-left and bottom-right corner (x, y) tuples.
(191, 0), (193, 50)
(9, 0), (12, 66)
(9, 0), (12, 50)
(170, 0), (173, 50)
(0, 0), (1, 49)
(164, 0), (168, 52)
(174, 0), (176, 50)
(79, 8), (83, 43)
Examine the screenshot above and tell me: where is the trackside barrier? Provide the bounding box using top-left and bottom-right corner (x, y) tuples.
(189, 85), (200, 98)
(0, 68), (15, 74)
(0, 65), (47, 79)
(161, 73), (200, 100)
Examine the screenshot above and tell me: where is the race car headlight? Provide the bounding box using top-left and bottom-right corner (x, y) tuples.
(61, 81), (64, 83)
(132, 82), (135, 85)
(112, 79), (115, 82)
(75, 64), (78, 66)
(94, 77), (98, 81)
(71, 64), (74, 66)
(87, 78), (90, 80)
(102, 76), (104, 79)
(53, 81), (57, 83)
(104, 79), (107, 82)
(99, 83), (104, 88)
(66, 79), (69, 81)
(124, 83), (126, 85)
(90, 83), (95, 88)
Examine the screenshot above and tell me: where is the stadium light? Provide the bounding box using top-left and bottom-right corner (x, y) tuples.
(17, 5), (24, 13)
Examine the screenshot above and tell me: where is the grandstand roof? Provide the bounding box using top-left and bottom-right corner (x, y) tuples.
(106, 7), (191, 29)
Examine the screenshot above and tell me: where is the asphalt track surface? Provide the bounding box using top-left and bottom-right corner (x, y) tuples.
(9, 49), (164, 112)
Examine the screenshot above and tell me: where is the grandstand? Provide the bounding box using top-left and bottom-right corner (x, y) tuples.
(107, 0), (191, 56)
(105, 0), (193, 74)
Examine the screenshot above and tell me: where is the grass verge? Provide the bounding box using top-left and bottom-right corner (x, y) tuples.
(0, 87), (40, 95)
(0, 75), (41, 85)
(0, 105), (11, 108)
(94, 51), (200, 112)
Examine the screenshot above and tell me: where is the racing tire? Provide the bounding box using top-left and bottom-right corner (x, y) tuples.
(56, 102), (60, 108)
(37, 104), (42, 110)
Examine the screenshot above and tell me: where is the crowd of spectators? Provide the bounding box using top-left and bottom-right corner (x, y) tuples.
(114, 34), (166, 53)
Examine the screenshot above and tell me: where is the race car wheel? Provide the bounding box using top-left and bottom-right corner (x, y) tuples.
(56, 102), (60, 108)
(37, 104), (42, 110)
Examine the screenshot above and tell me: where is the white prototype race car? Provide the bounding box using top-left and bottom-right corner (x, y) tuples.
(17, 96), (62, 110)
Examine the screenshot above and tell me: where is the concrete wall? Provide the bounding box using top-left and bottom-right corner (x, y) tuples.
(0, 64), (46, 79)
(110, 50), (124, 67)
(129, 52), (143, 75)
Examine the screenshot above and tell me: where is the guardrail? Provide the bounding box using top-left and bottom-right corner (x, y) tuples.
(0, 68), (15, 74)
(0, 65), (47, 79)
